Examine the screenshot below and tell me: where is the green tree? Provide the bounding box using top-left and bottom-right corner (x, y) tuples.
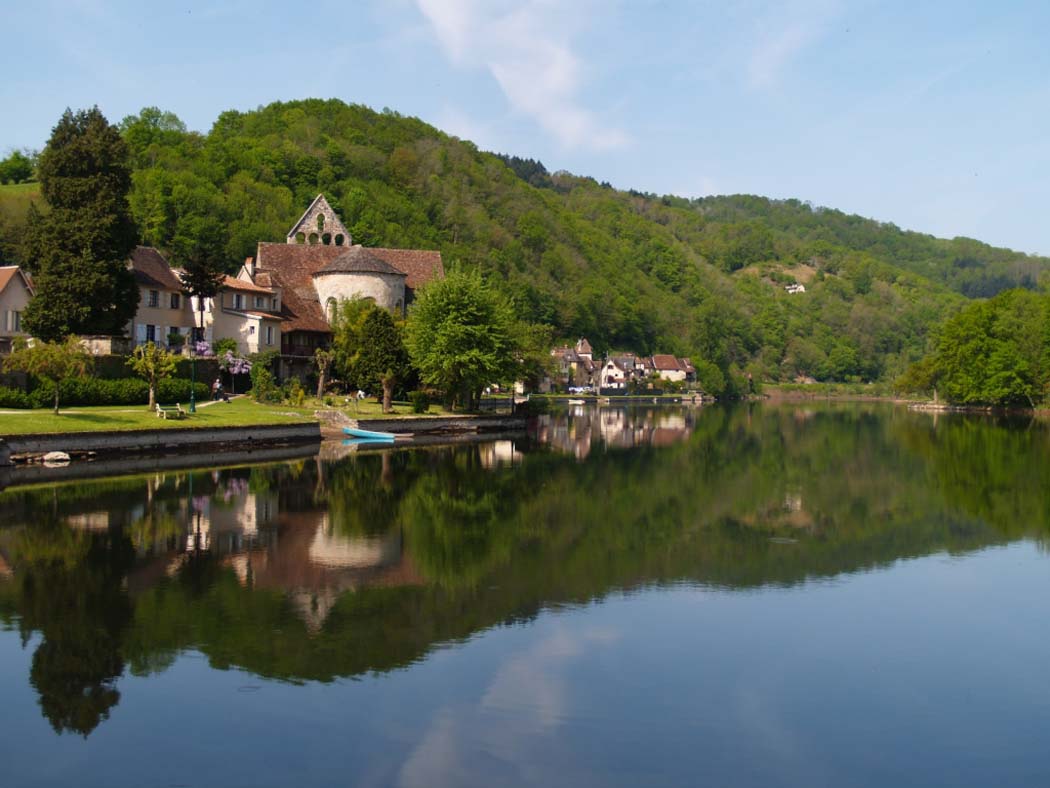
(314, 347), (334, 399)
(329, 297), (375, 384)
(126, 341), (179, 409)
(352, 308), (411, 413)
(0, 149), (35, 184)
(21, 107), (138, 341)
(405, 270), (520, 410)
(4, 336), (90, 413)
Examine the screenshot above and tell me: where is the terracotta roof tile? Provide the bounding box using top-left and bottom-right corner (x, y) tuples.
(369, 248), (444, 290)
(222, 275), (275, 294)
(254, 241), (444, 334)
(0, 266), (31, 295)
(129, 246), (183, 291)
(652, 354), (682, 370)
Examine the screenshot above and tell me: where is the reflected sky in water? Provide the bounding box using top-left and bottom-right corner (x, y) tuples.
(2, 403), (1050, 787)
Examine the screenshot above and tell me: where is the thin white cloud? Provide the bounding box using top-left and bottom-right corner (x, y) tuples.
(745, 0), (840, 90)
(415, 0), (628, 150)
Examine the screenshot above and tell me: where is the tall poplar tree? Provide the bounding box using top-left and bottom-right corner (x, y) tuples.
(21, 107), (139, 341)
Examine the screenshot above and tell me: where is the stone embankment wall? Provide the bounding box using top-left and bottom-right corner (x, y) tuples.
(353, 415), (527, 434)
(4, 422), (321, 461)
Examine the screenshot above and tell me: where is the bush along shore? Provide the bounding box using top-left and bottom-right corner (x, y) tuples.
(0, 377), (209, 409)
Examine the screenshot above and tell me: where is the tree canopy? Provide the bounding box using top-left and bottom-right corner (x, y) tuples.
(405, 270), (521, 409)
(20, 107), (138, 341)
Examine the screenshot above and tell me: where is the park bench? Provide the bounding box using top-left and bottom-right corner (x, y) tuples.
(155, 403), (186, 420)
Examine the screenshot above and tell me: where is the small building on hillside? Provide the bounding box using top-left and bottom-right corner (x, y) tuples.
(0, 265), (33, 354)
(651, 355), (696, 384)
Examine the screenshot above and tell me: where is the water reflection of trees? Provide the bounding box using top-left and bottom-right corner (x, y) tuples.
(2, 405), (1050, 734)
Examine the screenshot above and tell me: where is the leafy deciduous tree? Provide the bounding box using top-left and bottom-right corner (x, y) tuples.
(126, 341), (179, 409)
(3, 336), (90, 414)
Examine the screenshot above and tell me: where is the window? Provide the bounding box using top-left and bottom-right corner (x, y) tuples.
(249, 325), (256, 335)
(271, 298), (278, 310)
(255, 296), (264, 308)
(8, 311), (20, 332)
(148, 290), (159, 308)
(146, 324), (156, 342)
(234, 293), (244, 310)
(266, 326), (273, 345)
(170, 293), (180, 309)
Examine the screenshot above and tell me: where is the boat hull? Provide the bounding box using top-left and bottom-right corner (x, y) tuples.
(344, 427), (397, 440)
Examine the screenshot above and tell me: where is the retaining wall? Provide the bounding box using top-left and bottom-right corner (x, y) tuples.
(4, 422), (321, 460)
(353, 415), (526, 434)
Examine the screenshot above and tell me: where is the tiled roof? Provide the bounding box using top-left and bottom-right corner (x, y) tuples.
(315, 246), (405, 277)
(0, 266), (32, 296)
(129, 246), (183, 291)
(254, 241), (444, 334)
(651, 354), (681, 370)
(222, 275), (275, 294)
(370, 248), (444, 290)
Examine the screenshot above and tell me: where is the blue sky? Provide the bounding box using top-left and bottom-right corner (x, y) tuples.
(3, 0), (1049, 254)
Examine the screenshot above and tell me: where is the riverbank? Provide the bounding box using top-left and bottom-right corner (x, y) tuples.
(0, 397), (316, 435)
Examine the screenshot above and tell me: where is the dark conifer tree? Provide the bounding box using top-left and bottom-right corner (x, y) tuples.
(21, 107), (139, 341)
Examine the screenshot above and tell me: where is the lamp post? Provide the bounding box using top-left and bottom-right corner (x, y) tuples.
(189, 334), (197, 413)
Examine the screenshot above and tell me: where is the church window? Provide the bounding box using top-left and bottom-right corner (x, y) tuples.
(334, 234), (345, 246)
(295, 232), (305, 244)
(317, 214), (325, 232)
(322, 233), (332, 245)
(326, 298), (337, 322)
(308, 233), (319, 244)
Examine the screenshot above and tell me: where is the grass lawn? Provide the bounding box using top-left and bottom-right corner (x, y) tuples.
(323, 395), (458, 420)
(0, 397), (317, 435)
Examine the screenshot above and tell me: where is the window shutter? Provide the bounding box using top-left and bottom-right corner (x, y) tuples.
(136, 324), (146, 343)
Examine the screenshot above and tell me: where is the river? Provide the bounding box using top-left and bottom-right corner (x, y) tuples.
(1, 403), (1048, 787)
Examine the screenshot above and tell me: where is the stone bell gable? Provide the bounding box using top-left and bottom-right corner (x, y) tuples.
(286, 194), (352, 247)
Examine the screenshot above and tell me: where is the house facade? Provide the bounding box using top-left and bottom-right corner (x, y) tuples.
(0, 265), (33, 354)
(128, 246), (196, 348)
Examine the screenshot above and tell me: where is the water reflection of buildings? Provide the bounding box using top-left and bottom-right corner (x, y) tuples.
(533, 407), (696, 458)
(52, 474), (421, 633)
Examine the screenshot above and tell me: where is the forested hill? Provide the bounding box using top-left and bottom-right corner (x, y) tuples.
(3, 98), (1048, 391)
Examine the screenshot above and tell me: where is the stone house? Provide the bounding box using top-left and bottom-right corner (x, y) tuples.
(242, 194), (443, 378)
(0, 265), (33, 354)
(651, 355), (696, 383)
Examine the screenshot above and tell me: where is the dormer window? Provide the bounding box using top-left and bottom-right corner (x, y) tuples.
(234, 293), (244, 310)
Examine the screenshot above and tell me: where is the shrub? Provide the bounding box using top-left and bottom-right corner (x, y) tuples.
(409, 390), (429, 413)
(0, 385), (32, 408)
(23, 377), (206, 408)
(282, 377), (306, 407)
(250, 365), (280, 403)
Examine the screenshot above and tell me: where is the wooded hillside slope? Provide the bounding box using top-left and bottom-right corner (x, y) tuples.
(3, 99), (1047, 390)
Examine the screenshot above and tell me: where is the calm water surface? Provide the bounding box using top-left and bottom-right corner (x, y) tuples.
(2, 403), (1050, 787)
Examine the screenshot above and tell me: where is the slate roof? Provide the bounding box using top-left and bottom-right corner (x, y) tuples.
(315, 246), (405, 277)
(129, 246), (183, 291)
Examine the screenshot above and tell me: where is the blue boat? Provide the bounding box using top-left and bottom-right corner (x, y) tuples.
(343, 426), (406, 440)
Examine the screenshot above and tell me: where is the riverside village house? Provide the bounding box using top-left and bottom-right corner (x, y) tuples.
(546, 338), (697, 393)
(0, 265), (33, 354)
(123, 194), (443, 378)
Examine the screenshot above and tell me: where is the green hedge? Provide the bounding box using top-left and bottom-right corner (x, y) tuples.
(0, 378), (210, 409)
